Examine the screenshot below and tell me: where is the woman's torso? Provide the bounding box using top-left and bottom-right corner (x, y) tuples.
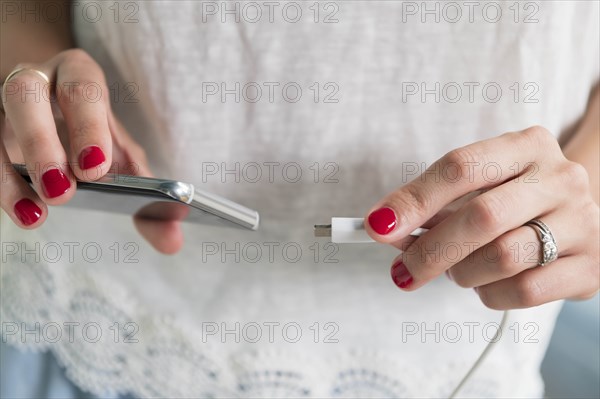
(2, 1), (598, 397)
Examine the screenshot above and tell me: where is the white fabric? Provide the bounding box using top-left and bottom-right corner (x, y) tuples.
(2, 1), (599, 397)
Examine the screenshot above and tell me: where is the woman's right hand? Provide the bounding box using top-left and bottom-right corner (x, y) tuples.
(1, 49), (184, 254)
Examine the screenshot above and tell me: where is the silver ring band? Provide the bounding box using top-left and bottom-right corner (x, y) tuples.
(525, 219), (558, 266)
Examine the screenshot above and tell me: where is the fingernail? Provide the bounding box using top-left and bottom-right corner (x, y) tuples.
(368, 207), (397, 235)
(79, 146), (106, 170)
(41, 168), (71, 198)
(391, 260), (413, 289)
(14, 199), (42, 226)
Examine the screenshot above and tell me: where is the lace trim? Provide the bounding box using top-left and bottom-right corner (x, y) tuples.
(2, 249), (519, 398)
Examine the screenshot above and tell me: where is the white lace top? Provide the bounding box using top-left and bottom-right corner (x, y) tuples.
(2, 1), (599, 397)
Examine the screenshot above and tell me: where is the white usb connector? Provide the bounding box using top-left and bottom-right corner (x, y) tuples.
(314, 217), (428, 243)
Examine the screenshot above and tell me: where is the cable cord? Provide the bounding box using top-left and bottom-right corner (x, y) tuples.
(448, 310), (510, 399)
(311, 219), (510, 398)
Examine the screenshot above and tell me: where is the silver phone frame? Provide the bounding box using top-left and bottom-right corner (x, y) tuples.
(13, 164), (260, 231)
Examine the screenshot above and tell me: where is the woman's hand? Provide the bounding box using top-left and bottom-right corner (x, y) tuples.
(365, 126), (599, 309)
(1, 49), (183, 254)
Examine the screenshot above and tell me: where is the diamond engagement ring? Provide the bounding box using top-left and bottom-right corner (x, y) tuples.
(525, 219), (558, 266)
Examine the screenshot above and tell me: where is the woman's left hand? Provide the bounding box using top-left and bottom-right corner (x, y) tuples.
(365, 126), (599, 309)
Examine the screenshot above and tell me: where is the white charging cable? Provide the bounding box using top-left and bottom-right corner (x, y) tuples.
(315, 218), (510, 398)
(448, 310), (509, 398)
(314, 217), (428, 242)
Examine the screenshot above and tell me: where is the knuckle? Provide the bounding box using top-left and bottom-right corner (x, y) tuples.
(476, 288), (502, 310)
(522, 125), (553, 145)
(584, 200), (600, 221)
(388, 184), (432, 221)
(404, 184), (431, 216)
(494, 239), (519, 276)
(587, 210), (600, 246)
(20, 131), (53, 156)
(514, 276), (545, 308)
(444, 147), (479, 167)
(466, 196), (507, 235)
(452, 272), (473, 288)
(405, 243), (438, 278)
(575, 291), (598, 301)
(59, 49), (107, 97)
(63, 48), (94, 64)
(442, 147), (484, 182)
(58, 79), (106, 104)
(521, 125), (561, 156)
(561, 161), (590, 192)
(420, 249), (440, 270)
(500, 130), (520, 141)
(70, 118), (105, 141)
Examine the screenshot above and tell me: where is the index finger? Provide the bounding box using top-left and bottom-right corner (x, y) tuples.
(364, 127), (559, 243)
(55, 49), (112, 181)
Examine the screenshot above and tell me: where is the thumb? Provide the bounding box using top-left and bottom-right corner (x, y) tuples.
(109, 114), (185, 254)
(133, 217), (184, 255)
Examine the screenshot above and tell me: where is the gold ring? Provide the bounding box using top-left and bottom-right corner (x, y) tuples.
(1, 67), (52, 112)
(4, 67), (50, 86)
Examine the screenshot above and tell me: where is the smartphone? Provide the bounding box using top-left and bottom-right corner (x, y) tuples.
(13, 164), (259, 231)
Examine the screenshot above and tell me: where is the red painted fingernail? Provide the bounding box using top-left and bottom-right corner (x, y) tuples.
(41, 168), (71, 198)
(391, 260), (413, 289)
(368, 207), (397, 235)
(14, 199), (42, 226)
(79, 146), (106, 170)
